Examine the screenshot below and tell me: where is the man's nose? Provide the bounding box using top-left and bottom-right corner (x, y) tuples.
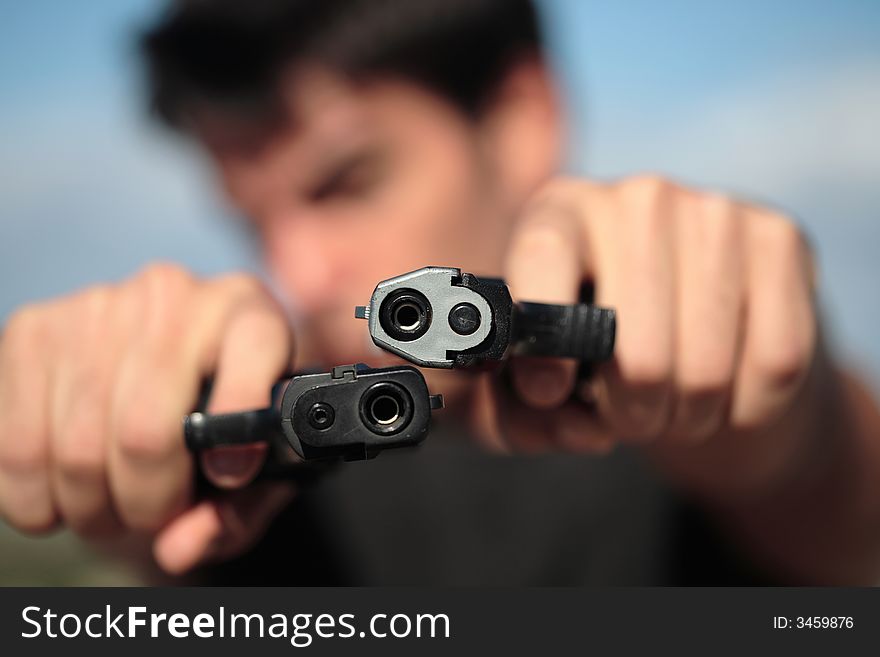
(263, 217), (341, 315)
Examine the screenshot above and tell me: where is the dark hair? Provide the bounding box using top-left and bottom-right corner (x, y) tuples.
(142, 0), (543, 133)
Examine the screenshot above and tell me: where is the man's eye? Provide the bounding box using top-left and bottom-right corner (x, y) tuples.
(308, 158), (382, 202)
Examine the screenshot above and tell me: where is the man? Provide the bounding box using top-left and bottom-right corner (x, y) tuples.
(1, 0), (879, 584)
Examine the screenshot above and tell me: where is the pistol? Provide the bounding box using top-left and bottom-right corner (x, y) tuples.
(355, 266), (616, 370)
(184, 364), (443, 476)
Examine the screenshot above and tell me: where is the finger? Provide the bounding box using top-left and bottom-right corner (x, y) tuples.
(200, 294), (295, 488)
(731, 211), (816, 428)
(505, 185), (586, 409)
(553, 402), (615, 454)
(153, 482), (295, 575)
(592, 178), (675, 441)
(668, 194), (744, 443)
(0, 307), (58, 533)
(492, 375), (613, 453)
(49, 290), (123, 537)
(108, 268), (200, 531)
(468, 373), (513, 453)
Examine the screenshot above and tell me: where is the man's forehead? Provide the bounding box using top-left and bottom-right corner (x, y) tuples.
(282, 68), (376, 150)
(198, 67), (395, 160)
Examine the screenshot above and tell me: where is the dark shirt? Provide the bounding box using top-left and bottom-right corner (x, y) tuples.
(197, 426), (766, 585)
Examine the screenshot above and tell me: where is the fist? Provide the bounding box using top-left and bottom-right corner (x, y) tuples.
(0, 263), (296, 573)
(497, 176), (817, 467)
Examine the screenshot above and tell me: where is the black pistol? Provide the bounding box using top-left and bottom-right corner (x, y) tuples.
(184, 364), (443, 476)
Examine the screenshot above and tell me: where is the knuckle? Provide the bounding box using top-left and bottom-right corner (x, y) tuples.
(532, 176), (586, 205)
(752, 340), (811, 390)
(766, 214), (802, 251)
(604, 353), (674, 441)
(115, 480), (190, 532)
(511, 221), (572, 260)
(701, 192), (737, 219)
(512, 362), (574, 410)
(230, 303), (289, 345)
(753, 211), (804, 256)
(138, 262), (193, 289)
(605, 393), (669, 442)
(700, 197), (743, 254)
(115, 407), (177, 463)
(136, 263), (194, 306)
(678, 354), (734, 397)
(4, 509), (58, 535)
(618, 350), (673, 389)
(699, 193), (740, 233)
(55, 424), (106, 480)
(677, 376), (729, 407)
(134, 264), (197, 328)
(77, 285), (114, 319)
(0, 433), (49, 477)
(66, 287), (117, 341)
(623, 174), (676, 203)
(670, 392), (727, 442)
(3, 304), (46, 351)
(619, 175), (679, 234)
(216, 271), (271, 303)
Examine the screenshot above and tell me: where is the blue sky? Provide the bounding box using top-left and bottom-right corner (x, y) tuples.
(1, 0), (878, 383)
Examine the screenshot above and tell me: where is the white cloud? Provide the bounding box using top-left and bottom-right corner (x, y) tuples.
(685, 61), (879, 207)
(583, 58), (880, 222)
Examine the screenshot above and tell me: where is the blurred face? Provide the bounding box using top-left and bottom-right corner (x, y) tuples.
(203, 66), (560, 369)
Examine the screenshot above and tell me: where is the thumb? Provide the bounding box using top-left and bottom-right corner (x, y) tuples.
(199, 294), (295, 488)
(200, 444), (267, 490)
(153, 482), (295, 575)
(504, 188), (586, 409)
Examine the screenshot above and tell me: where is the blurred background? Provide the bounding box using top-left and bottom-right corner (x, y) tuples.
(1, 0), (878, 584)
